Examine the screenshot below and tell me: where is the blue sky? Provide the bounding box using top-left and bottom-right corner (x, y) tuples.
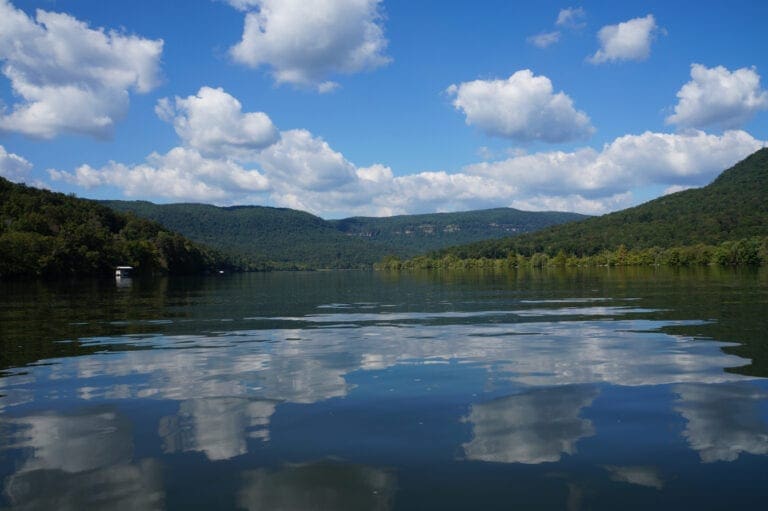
(1, 0), (767, 218)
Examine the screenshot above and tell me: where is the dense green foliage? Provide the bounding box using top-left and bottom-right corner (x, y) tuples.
(330, 208), (587, 253)
(426, 148), (768, 263)
(379, 237), (768, 270)
(103, 201), (384, 269)
(0, 178), (237, 278)
(103, 201), (586, 269)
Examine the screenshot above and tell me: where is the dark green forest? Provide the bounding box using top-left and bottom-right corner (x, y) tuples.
(408, 148), (768, 267)
(330, 208), (587, 252)
(103, 201), (586, 269)
(0, 177), (237, 278)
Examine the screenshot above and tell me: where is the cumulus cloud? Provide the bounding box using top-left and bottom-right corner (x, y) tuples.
(156, 86), (279, 158)
(256, 128), (762, 216)
(223, 0), (260, 11)
(228, 0), (390, 92)
(51, 127), (765, 216)
(588, 14), (658, 64)
(527, 31), (560, 48)
(0, 0), (163, 138)
(48, 83), (765, 217)
(556, 7), (586, 29)
(663, 184), (694, 195)
(49, 146), (270, 202)
(447, 70), (594, 143)
(256, 129), (358, 191)
(666, 64), (768, 129)
(0, 145), (33, 181)
(465, 129), (765, 203)
(510, 193), (634, 216)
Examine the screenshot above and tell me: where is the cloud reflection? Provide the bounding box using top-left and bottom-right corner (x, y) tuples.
(675, 382), (768, 462)
(604, 465), (664, 489)
(1, 408), (163, 511)
(462, 386), (598, 464)
(0, 305), (760, 468)
(159, 397), (276, 461)
(3, 408), (132, 473)
(5, 310), (750, 410)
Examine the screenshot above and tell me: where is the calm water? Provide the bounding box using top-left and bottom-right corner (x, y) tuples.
(1, 268), (767, 510)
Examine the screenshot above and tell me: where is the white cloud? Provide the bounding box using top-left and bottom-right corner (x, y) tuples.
(0, 144), (33, 181)
(666, 64), (768, 129)
(228, 0), (390, 92)
(465, 130), (765, 206)
(0, 0), (163, 138)
(223, 0), (260, 11)
(49, 146), (269, 202)
(256, 129), (358, 192)
(156, 86), (279, 158)
(47, 81), (765, 217)
(51, 128), (765, 217)
(528, 7), (585, 49)
(588, 14), (658, 64)
(447, 70), (594, 143)
(556, 7), (586, 29)
(527, 31), (560, 49)
(663, 184), (694, 195)
(510, 193), (634, 216)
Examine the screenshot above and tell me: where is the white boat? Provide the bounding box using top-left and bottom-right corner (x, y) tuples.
(115, 266), (133, 278)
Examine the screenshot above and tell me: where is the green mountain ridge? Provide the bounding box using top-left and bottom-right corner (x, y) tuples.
(102, 201), (587, 269)
(432, 148), (768, 261)
(0, 177), (236, 278)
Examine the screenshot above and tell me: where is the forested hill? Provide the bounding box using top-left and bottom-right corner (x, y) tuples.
(103, 201), (383, 269)
(434, 148), (768, 260)
(330, 208), (587, 252)
(0, 177), (237, 279)
(102, 201), (587, 269)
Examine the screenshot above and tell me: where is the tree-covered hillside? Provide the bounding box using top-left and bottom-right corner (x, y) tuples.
(0, 178), (236, 278)
(433, 148), (768, 260)
(330, 208), (587, 254)
(102, 201), (387, 269)
(102, 201), (587, 269)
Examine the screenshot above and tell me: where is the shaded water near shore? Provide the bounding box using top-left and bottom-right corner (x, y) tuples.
(1, 267), (767, 509)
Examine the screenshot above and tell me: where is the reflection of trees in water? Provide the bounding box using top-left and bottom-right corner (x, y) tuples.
(159, 397), (276, 461)
(1, 407), (163, 511)
(675, 382), (768, 462)
(238, 461), (396, 511)
(462, 385), (598, 464)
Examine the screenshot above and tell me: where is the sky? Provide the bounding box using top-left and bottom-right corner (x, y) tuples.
(0, 0), (767, 219)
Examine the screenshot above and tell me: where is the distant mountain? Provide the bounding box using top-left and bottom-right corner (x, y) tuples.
(0, 177), (236, 279)
(434, 148), (768, 260)
(102, 201), (587, 269)
(330, 208), (587, 253)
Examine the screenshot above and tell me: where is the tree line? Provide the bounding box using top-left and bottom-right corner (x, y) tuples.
(377, 237), (768, 271)
(0, 178), (239, 279)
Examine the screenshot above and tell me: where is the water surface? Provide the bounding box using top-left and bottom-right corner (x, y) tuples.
(1, 268), (767, 509)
